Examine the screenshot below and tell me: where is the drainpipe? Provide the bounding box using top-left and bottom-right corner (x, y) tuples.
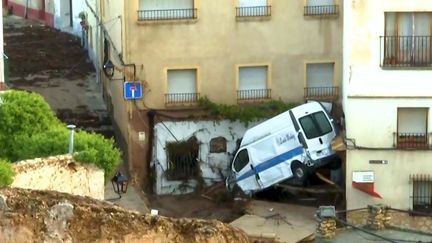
(146, 110), (156, 193)
(24, 0), (29, 19)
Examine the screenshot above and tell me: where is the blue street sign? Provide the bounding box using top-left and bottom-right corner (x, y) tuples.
(124, 82), (143, 100)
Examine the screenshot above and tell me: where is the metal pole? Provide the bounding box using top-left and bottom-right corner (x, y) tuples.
(67, 124), (76, 154)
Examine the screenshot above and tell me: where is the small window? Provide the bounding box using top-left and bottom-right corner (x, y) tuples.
(305, 63), (338, 100)
(166, 69), (199, 104)
(397, 108), (428, 149)
(299, 111), (333, 139)
(209, 137), (227, 153)
(165, 137), (200, 181)
(138, 0), (196, 21)
(236, 0), (270, 17)
(238, 66), (270, 101)
(304, 0), (338, 16)
(411, 175), (432, 214)
(233, 149), (249, 172)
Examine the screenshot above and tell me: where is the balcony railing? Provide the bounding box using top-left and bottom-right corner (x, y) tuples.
(236, 6), (271, 17)
(394, 132), (430, 149)
(237, 89), (271, 101)
(137, 8), (197, 21)
(381, 36), (432, 67)
(304, 86), (339, 100)
(304, 5), (338, 16)
(165, 93), (200, 105)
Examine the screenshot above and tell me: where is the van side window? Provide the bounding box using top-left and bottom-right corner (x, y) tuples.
(233, 149), (249, 172)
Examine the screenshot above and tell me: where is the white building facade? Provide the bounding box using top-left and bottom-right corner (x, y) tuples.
(152, 120), (260, 195)
(344, 0), (432, 216)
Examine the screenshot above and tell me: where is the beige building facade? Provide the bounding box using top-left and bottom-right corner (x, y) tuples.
(343, 0), (432, 218)
(100, 0), (343, 188)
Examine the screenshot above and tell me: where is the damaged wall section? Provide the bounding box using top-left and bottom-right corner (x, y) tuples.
(152, 120), (259, 195)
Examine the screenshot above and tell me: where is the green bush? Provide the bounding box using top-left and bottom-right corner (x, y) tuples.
(0, 90), (63, 159)
(0, 90), (60, 134)
(11, 126), (69, 161)
(74, 131), (121, 179)
(0, 160), (14, 187)
(0, 90), (121, 179)
(198, 96), (299, 125)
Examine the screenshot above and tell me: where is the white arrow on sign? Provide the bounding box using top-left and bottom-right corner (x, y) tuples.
(130, 85), (136, 98)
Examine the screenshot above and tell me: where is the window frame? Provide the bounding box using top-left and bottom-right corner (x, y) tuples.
(396, 107), (429, 149)
(235, 0), (272, 19)
(137, 0), (199, 22)
(299, 111), (333, 139)
(382, 12), (432, 68)
(303, 0), (339, 17)
(410, 174), (432, 215)
(233, 149), (250, 173)
(236, 63), (272, 102)
(165, 66), (200, 105)
(304, 61), (338, 100)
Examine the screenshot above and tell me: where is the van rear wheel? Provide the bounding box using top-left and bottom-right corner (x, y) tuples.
(291, 162), (308, 182)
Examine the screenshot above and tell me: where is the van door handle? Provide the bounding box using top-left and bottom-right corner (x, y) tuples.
(319, 137), (323, 144)
(250, 164), (260, 180)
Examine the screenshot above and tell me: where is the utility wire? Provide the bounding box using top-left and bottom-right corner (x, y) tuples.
(154, 115), (179, 142)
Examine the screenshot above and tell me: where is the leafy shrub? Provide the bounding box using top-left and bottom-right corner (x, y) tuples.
(0, 160), (14, 187)
(0, 90), (60, 134)
(0, 90), (63, 159)
(198, 96), (299, 125)
(11, 126), (69, 161)
(0, 90), (121, 179)
(74, 131), (121, 179)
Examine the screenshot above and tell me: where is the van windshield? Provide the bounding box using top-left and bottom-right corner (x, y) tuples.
(299, 111), (333, 139)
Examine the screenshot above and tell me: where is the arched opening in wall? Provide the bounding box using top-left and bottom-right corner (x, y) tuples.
(209, 137), (227, 153)
(165, 136), (200, 181)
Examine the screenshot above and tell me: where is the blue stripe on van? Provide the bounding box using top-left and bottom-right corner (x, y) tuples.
(236, 146), (304, 182)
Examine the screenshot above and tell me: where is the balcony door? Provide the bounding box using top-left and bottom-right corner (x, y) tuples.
(305, 63), (335, 99)
(385, 12), (431, 65)
(167, 69), (197, 104)
(141, 0), (193, 10)
(238, 66), (269, 100)
(239, 0), (267, 7)
(397, 108), (428, 149)
(140, 0), (194, 19)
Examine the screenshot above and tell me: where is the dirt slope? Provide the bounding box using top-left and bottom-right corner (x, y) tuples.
(0, 188), (249, 243)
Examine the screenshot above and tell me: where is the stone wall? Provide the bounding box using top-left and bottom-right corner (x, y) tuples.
(11, 155), (104, 200)
(347, 209), (432, 233)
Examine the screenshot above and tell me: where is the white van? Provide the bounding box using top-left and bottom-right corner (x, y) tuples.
(226, 101), (338, 194)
